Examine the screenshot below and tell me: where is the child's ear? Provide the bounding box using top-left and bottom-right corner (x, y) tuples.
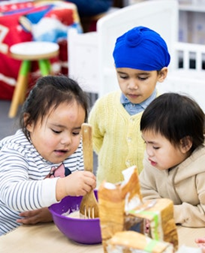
(24, 113), (34, 133)
(157, 67), (168, 82)
(180, 136), (193, 153)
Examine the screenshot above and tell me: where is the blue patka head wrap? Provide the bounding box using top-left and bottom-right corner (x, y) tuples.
(113, 26), (170, 71)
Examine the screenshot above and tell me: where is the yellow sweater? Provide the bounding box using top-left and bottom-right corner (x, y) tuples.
(88, 91), (145, 186)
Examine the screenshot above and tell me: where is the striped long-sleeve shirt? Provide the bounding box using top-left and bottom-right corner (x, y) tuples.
(0, 129), (84, 235)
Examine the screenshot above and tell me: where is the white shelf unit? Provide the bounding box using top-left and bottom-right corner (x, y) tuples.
(179, 2), (205, 44)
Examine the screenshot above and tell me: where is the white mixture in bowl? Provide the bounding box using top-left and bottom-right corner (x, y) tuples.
(62, 210), (87, 219)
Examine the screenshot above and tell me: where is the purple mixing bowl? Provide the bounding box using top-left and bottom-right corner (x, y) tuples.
(49, 190), (101, 244)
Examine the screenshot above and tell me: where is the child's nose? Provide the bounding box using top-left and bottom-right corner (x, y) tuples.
(61, 134), (71, 145)
(128, 79), (138, 89)
(146, 145), (154, 157)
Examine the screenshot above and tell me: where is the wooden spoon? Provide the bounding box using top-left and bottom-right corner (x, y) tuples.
(79, 123), (99, 218)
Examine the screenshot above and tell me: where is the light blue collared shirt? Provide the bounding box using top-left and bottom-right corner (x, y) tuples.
(120, 89), (157, 115)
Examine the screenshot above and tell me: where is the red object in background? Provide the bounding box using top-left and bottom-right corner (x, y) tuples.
(0, 13), (32, 100)
(45, 8), (74, 26)
(58, 39), (69, 75)
(0, 1), (34, 13)
(0, 1), (78, 101)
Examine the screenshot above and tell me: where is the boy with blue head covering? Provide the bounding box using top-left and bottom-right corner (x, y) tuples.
(88, 26), (170, 186)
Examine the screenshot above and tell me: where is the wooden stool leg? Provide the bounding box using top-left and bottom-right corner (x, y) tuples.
(8, 60), (31, 118)
(38, 59), (51, 76)
(18, 60), (31, 104)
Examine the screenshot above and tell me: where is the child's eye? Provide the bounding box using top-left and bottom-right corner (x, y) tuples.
(119, 75), (128, 79)
(153, 146), (159, 150)
(73, 132), (80, 136)
(138, 76), (148, 81)
(52, 129), (61, 134)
